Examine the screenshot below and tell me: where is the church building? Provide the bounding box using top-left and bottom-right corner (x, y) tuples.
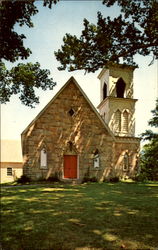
(21, 63), (140, 182)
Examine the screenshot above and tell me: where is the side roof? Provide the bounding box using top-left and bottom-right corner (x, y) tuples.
(21, 76), (115, 139)
(0, 140), (23, 162)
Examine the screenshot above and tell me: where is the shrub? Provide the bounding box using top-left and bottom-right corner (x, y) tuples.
(47, 172), (60, 182)
(90, 177), (98, 182)
(17, 175), (30, 184)
(82, 176), (98, 183)
(132, 172), (149, 182)
(109, 176), (120, 183)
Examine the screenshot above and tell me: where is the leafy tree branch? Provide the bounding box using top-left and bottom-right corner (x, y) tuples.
(0, 62), (56, 107)
(0, 0), (58, 106)
(140, 99), (158, 181)
(55, 0), (158, 73)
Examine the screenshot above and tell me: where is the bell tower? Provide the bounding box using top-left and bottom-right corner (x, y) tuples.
(97, 63), (138, 137)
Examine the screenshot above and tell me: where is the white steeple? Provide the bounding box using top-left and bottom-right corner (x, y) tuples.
(97, 63), (138, 137)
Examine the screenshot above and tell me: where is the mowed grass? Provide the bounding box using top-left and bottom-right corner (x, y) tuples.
(1, 182), (158, 250)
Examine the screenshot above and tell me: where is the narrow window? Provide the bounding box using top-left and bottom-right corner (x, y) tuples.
(123, 153), (129, 171)
(7, 168), (12, 176)
(115, 109), (121, 132)
(93, 149), (100, 168)
(68, 141), (73, 151)
(116, 78), (126, 98)
(122, 110), (128, 133)
(40, 148), (47, 169)
(103, 82), (107, 100)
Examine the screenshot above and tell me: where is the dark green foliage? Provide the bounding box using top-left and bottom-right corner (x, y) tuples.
(140, 99), (158, 181)
(0, 0), (58, 106)
(109, 176), (120, 183)
(34, 173), (61, 183)
(140, 143), (158, 181)
(55, 0), (158, 72)
(43, 0), (59, 8)
(133, 172), (148, 182)
(47, 172), (61, 182)
(82, 167), (98, 183)
(0, 62), (56, 107)
(17, 175), (30, 184)
(82, 176), (98, 183)
(103, 176), (120, 183)
(0, 1), (37, 62)
(0, 0), (58, 62)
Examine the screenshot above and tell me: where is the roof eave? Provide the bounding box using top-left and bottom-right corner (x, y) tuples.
(21, 76), (115, 140)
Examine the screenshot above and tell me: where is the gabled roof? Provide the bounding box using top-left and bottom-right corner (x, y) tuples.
(21, 76), (115, 139)
(0, 140), (23, 162)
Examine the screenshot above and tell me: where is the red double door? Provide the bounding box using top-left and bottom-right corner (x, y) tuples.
(64, 155), (77, 179)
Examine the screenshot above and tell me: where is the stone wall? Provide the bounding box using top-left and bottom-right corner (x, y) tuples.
(112, 137), (140, 179)
(22, 80), (114, 182)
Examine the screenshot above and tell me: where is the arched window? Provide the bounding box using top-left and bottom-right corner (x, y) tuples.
(68, 141), (73, 151)
(122, 110), (129, 133)
(40, 148), (47, 169)
(93, 149), (100, 168)
(115, 109), (121, 132)
(103, 82), (107, 100)
(116, 78), (126, 98)
(123, 153), (129, 171)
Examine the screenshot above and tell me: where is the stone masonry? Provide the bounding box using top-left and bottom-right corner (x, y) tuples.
(22, 78), (115, 182)
(22, 65), (140, 182)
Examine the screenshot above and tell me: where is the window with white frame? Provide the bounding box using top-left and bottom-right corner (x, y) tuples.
(93, 149), (100, 168)
(40, 148), (47, 169)
(7, 168), (12, 176)
(123, 153), (129, 171)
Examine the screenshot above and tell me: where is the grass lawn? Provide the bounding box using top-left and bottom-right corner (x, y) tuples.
(1, 182), (158, 250)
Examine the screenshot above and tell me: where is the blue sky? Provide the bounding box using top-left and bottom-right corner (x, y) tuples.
(1, 1), (158, 142)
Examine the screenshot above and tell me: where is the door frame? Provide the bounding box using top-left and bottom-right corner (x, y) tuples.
(63, 154), (79, 180)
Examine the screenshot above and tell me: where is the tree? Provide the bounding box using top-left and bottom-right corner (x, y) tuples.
(0, 61), (56, 107)
(140, 99), (158, 181)
(55, 0), (158, 73)
(0, 0), (58, 62)
(0, 0), (58, 107)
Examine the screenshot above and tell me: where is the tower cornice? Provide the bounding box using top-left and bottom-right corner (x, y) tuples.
(97, 96), (138, 109)
(98, 63), (138, 80)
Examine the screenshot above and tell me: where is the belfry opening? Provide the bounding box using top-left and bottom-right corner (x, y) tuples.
(103, 82), (107, 99)
(116, 78), (126, 98)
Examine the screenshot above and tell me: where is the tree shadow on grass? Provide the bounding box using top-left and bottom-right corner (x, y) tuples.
(1, 182), (158, 249)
